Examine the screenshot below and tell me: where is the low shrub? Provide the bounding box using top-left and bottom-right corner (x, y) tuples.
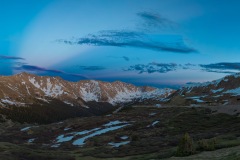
(175, 133), (195, 156)
(197, 138), (216, 151)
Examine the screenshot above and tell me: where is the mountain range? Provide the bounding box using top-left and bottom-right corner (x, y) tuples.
(1, 72), (240, 123)
(0, 72), (174, 107)
(0, 72), (174, 123)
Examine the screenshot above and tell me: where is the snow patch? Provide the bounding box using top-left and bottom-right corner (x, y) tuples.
(42, 78), (64, 97)
(108, 141), (130, 147)
(64, 127), (71, 131)
(149, 113), (157, 116)
(152, 120), (159, 126)
(56, 135), (74, 143)
(29, 77), (40, 88)
(21, 126), (32, 131)
(80, 81), (100, 102)
(211, 88), (224, 93)
(36, 97), (49, 103)
(27, 138), (35, 143)
(51, 144), (60, 148)
(120, 136), (129, 140)
(185, 96), (206, 103)
(103, 120), (126, 127)
(1, 99), (25, 106)
(73, 124), (130, 146)
(20, 126), (38, 131)
(147, 120), (160, 127)
(109, 88), (173, 105)
(224, 87), (240, 95)
(53, 120), (130, 146)
(64, 101), (74, 106)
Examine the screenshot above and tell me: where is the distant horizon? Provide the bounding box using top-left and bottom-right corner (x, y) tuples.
(2, 71), (238, 90)
(1, 0), (240, 88)
(0, 71), (182, 89)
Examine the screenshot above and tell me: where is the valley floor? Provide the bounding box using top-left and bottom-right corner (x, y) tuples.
(1, 105), (240, 160)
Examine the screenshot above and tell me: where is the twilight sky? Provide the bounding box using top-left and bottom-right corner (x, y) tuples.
(1, 0), (240, 88)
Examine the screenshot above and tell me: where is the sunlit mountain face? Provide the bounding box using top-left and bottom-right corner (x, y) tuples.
(1, 0), (240, 88)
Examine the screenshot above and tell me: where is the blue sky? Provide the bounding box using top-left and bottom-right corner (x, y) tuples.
(1, 0), (240, 88)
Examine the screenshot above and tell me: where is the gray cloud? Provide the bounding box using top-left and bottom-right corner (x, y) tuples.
(0, 55), (25, 60)
(200, 62), (240, 70)
(180, 63), (197, 69)
(201, 69), (235, 74)
(124, 62), (179, 74)
(124, 62), (199, 74)
(75, 65), (106, 71)
(58, 30), (197, 54)
(200, 62), (240, 73)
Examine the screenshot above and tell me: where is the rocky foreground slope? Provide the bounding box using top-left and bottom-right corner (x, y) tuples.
(1, 106), (240, 160)
(0, 72), (174, 108)
(169, 73), (240, 105)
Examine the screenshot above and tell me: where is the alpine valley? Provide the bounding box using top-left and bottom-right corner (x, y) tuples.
(0, 72), (240, 160)
(0, 72), (173, 123)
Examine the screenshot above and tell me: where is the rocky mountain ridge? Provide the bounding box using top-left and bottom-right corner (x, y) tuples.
(169, 72), (240, 105)
(0, 72), (174, 108)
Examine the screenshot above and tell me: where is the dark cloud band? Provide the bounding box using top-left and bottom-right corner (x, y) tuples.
(200, 62), (240, 73)
(75, 66), (106, 71)
(14, 64), (88, 79)
(0, 55), (25, 60)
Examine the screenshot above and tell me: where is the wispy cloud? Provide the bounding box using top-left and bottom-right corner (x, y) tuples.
(57, 10), (196, 54)
(107, 56), (131, 61)
(137, 12), (175, 31)
(58, 30), (197, 53)
(0, 55), (25, 60)
(122, 56), (130, 61)
(75, 65), (106, 71)
(200, 62), (240, 73)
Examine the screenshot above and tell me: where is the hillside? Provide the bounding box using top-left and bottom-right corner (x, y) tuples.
(0, 72), (174, 123)
(169, 73), (240, 106)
